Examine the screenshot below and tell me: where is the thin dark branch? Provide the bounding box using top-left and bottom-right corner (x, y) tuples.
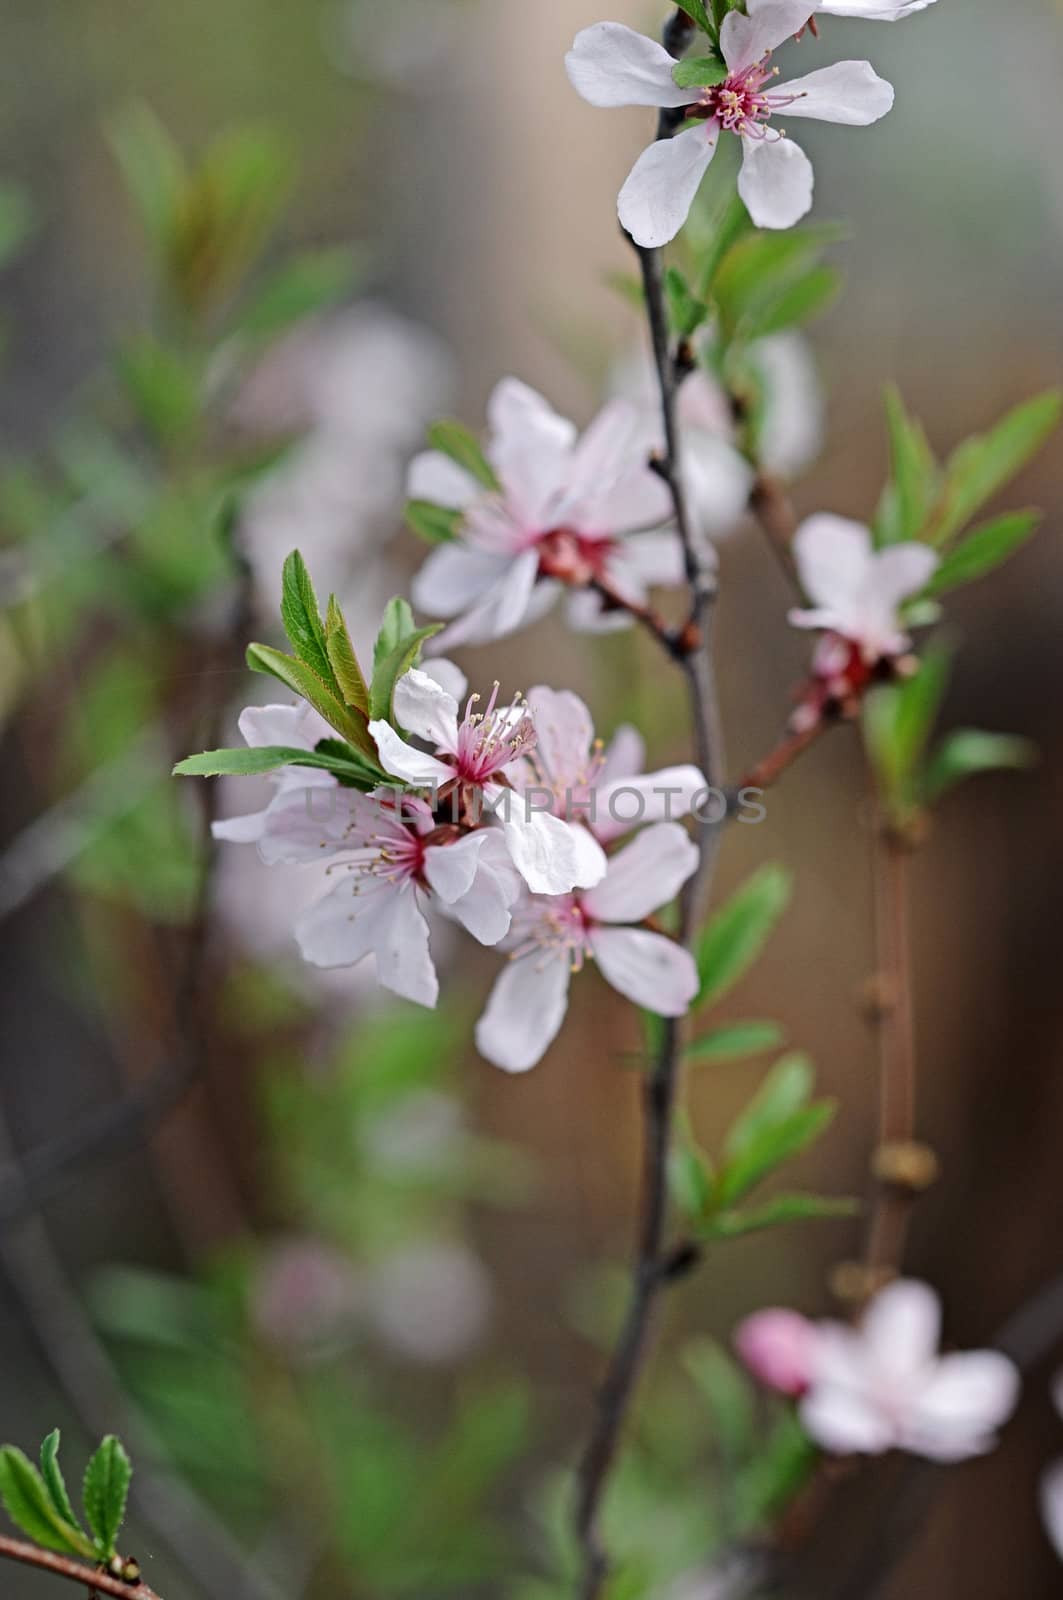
(0, 1534), (163, 1600)
(572, 14), (725, 1595)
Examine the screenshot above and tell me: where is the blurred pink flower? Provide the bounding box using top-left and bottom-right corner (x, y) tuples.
(734, 1308), (818, 1397)
(800, 1279), (1020, 1461)
(566, 9), (893, 245)
(789, 514), (937, 662)
(251, 1238), (360, 1353)
(409, 378), (677, 648)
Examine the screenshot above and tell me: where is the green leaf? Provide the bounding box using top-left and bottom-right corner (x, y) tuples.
(674, 0), (714, 32)
(369, 625), (443, 724)
(664, 265), (709, 339)
(672, 55), (727, 89)
(876, 386), (938, 546)
(280, 550), (335, 687)
(602, 269), (645, 310)
(39, 1433), (80, 1534)
(694, 189), (751, 297)
(712, 225), (844, 341)
(929, 391), (1061, 546)
(923, 729), (1037, 806)
(107, 101), (186, 253)
(246, 643), (378, 759)
(704, 1192), (858, 1239)
(427, 419), (499, 491)
(0, 1447), (95, 1559)
(83, 1436), (132, 1562)
(405, 499), (462, 544)
(745, 263), (841, 340)
(720, 1053), (836, 1203)
(180, 124), (296, 309)
(234, 246), (364, 341)
(0, 183), (34, 268)
(683, 1339), (754, 1461)
(116, 336), (201, 447)
(373, 597), (419, 676)
(325, 595), (370, 714)
(863, 641), (951, 806)
(686, 1020), (784, 1064)
(668, 1143), (715, 1219)
(173, 743), (381, 784)
(923, 509), (1041, 597)
(695, 863), (793, 1008)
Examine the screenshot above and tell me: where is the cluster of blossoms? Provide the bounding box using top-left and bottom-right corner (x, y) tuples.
(566, 0), (935, 246)
(736, 1279), (1020, 1461)
(216, 663), (709, 1071)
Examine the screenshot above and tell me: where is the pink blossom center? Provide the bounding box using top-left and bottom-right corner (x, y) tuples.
(512, 894), (594, 970)
(701, 59), (800, 140)
(450, 685), (537, 784)
(536, 528), (618, 586)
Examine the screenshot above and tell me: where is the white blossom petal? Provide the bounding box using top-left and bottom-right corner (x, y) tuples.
(584, 822), (699, 922)
(863, 1279), (942, 1378)
(407, 449), (481, 509)
(777, 60), (895, 125)
(594, 768), (709, 845)
(800, 1384), (896, 1456)
(862, 543), (939, 611)
(738, 136), (815, 231)
(753, 334), (824, 478)
(565, 22), (700, 110)
(721, 0), (817, 74)
(295, 879), (438, 1007)
(430, 548), (544, 649)
(598, 725), (646, 789)
(475, 951), (571, 1073)
(419, 657), (469, 703)
(526, 687), (595, 786)
(792, 514), (874, 610)
(619, 125), (719, 251)
(392, 667), (461, 750)
(1041, 1460), (1063, 1561)
(486, 379), (575, 529)
(817, 0), (935, 17)
(906, 1352), (1020, 1461)
(498, 800), (605, 895)
(212, 810), (271, 845)
(589, 926), (698, 1015)
(411, 543), (513, 619)
(369, 720), (455, 788)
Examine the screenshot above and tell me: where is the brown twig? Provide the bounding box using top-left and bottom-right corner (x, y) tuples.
(741, 720), (827, 793)
(749, 471), (800, 584)
(572, 13), (726, 1597)
(0, 1536), (161, 1600)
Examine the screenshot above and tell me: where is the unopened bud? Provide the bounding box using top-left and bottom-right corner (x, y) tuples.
(872, 1140), (940, 1193)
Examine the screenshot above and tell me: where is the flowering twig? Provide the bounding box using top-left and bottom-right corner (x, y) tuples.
(573, 12), (726, 1596)
(0, 1535), (162, 1600)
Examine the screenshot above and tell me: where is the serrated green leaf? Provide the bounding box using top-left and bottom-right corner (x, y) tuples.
(39, 1433), (80, 1535)
(923, 509), (1041, 597)
(686, 1019), (784, 1064)
(928, 391), (1061, 546)
(876, 386), (939, 546)
(923, 729), (1037, 806)
(325, 595), (370, 713)
(672, 55), (727, 89)
(0, 1447), (95, 1559)
(695, 863), (793, 1008)
(369, 626), (443, 723)
(427, 419), (499, 491)
(245, 643), (378, 759)
(704, 1192), (858, 1238)
(675, 0), (714, 33)
(405, 499), (462, 544)
(173, 742), (381, 784)
(83, 1436), (132, 1561)
(664, 264), (709, 339)
(280, 550), (335, 687)
(234, 246), (364, 341)
(373, 597), (418, 676)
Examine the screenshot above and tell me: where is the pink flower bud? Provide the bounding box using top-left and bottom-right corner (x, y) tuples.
(734, 1308), (819, 1397)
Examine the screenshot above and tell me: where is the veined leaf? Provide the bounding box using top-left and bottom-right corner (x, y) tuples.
(173, 743), (381, 784)
(325, 595), (370, 713)
(747, 263), (841, 341)
(877, 386), (938, 545)
(280, 550), (335, 688)
(686, 1019), (784, 1064)
(246, 643), (378, 759)
(83, 1436), (132, 1562)
(720, 1053), (836, 1203)
(712, 225), (844, 340)
(370, 625), (443, 724)
(928, 391), (1061, 546)
(695, 863), (793, 1007)
(675, 0), (714, 33)
(427, 418), (499, 491)
(673, 55), (727, 89)
(863, 641), (951, 807)
(0, 1447), (95, 1559)
(704, 1192), (858, 1239)
(39, 1433), (80, 1535)
(664, 265), (709, 339)
(923, 509), (1041, 597)
(923, 729), (1037, 805)
(373, 596), (419, 676)
(406, 499), (461, 544)
(668, 1143), (715, 1219)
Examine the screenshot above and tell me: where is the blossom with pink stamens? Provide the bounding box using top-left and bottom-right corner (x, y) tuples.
(409, 378), (678, 648)
(475, 822), (699, 1073)
(566, 2), (894, 245)
(368, 668), (608, 896)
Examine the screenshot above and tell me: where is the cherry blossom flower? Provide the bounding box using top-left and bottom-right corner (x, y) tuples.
(368, 667), (608, 895)
(734, 1307), (819, 1397)
(365, 1242), (493, 1366)
(799, 1279), (1020, 1461)
(787, 516), (938, 718)
(817, 0), (936, 18)
(475, 823), (700, 1073)
(508, 685), (708, 845)
(615, 333), (823, 543)
(409, 379), (678, 648)
(1041, 1373), (1063, 1561)
(566, 5), (894, 245)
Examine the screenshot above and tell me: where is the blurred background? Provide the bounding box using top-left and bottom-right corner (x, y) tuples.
(1, 0), (1062, 1595)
